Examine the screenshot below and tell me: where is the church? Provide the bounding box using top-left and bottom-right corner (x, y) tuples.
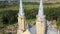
(17, 0), (58, 34)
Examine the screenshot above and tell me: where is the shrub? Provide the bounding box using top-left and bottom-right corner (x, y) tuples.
(2, 10), (18, 24)
(24, 8), (38, 19)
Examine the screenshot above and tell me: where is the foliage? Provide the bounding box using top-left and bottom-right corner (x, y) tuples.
(1, 10), (18, 24)
(0, 2), (9, 8)
(57, 17), (60, 26)
(23, 2), (39, 5)
(44, 7), (60, 20)
(0, 6), (60, 25)
(0, 2), (60, 27)
(24, 8), (38, 19)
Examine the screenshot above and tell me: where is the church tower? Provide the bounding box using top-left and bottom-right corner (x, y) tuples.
(36, 0), (46, 34)
(17, 0), (26, 34)
(17, 0), (31, 34)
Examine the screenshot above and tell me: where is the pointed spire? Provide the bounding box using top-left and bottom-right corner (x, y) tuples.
(19, 0), (24, 16)
(38, 0), (45, 18)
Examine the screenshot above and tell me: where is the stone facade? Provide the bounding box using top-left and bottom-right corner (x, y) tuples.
(17, 14), (26, 34)
(36, 16), (46, 34)
(17, 14), (31, 34)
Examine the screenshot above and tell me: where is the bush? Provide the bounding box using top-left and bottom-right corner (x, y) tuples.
(0, 5), (60, 26)
(2, 10), (18, 24)
(24, 8), (38, 19)
(57, 17), (60, 26)
(0, 2), (13, 8)
(23, 2), (39, 5)
(44, 7), (60, 20)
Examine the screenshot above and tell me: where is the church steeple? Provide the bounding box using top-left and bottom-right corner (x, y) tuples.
(38, 0), (45, 18)
(19, 0), (24, 16)
(36, 0), (46, 34)
(17, 0), (26, 34)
